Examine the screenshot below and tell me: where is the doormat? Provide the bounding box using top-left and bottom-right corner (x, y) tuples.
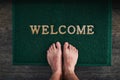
(12, 0), (112, 66)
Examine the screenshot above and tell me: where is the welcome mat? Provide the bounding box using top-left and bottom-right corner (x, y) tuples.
(12, 0), (112, 66)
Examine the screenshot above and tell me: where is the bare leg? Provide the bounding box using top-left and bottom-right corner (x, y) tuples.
(47, 42), (62, 80)
(63, 42), (79, 80)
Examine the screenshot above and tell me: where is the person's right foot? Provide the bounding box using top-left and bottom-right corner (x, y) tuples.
(63, 42), (78, 73)
(47, 42), (62, 74)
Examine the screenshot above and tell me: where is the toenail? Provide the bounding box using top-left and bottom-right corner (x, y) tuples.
(56, 41), (60, 43)
(65, 42), (68, 45)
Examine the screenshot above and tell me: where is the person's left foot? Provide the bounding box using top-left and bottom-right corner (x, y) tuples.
(47, 42), (62, 74)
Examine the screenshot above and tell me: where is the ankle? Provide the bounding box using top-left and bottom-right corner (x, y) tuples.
(63, 66), (75, 75)
(51, 70), (62, 80)
(63, 69), (77, 80)
(53, 70), (62, 76)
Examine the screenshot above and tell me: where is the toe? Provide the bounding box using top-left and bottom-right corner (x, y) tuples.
(48, 46), (51, 51)
(56, 42), (61, 49)
(50, 45), (53, 50)
(76, 49), (78, 53)
(73, 47), (76, 50)
(69, 44), (73, 50)
(47, 50), (50, 58)
(76, 48), (78, 52)
(52, 43), (56, 49)
(64, 42), (69, 49)
(69, 44), (77, 52)
(47, 50), (49, 53)
(49, 44), (54, 51)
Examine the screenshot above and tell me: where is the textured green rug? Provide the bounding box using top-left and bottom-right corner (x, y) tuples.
(12, 0), (112, 66)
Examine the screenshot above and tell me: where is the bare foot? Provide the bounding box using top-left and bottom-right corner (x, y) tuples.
(47, 42), (62, 74)
(63, 42), (78, 73)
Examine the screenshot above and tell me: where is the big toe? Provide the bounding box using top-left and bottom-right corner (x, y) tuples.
(64, 42), (69, 49)
(56, 42), (61, 50)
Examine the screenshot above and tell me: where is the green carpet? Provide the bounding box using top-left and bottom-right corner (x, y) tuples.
(12, 0), (112, 66)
